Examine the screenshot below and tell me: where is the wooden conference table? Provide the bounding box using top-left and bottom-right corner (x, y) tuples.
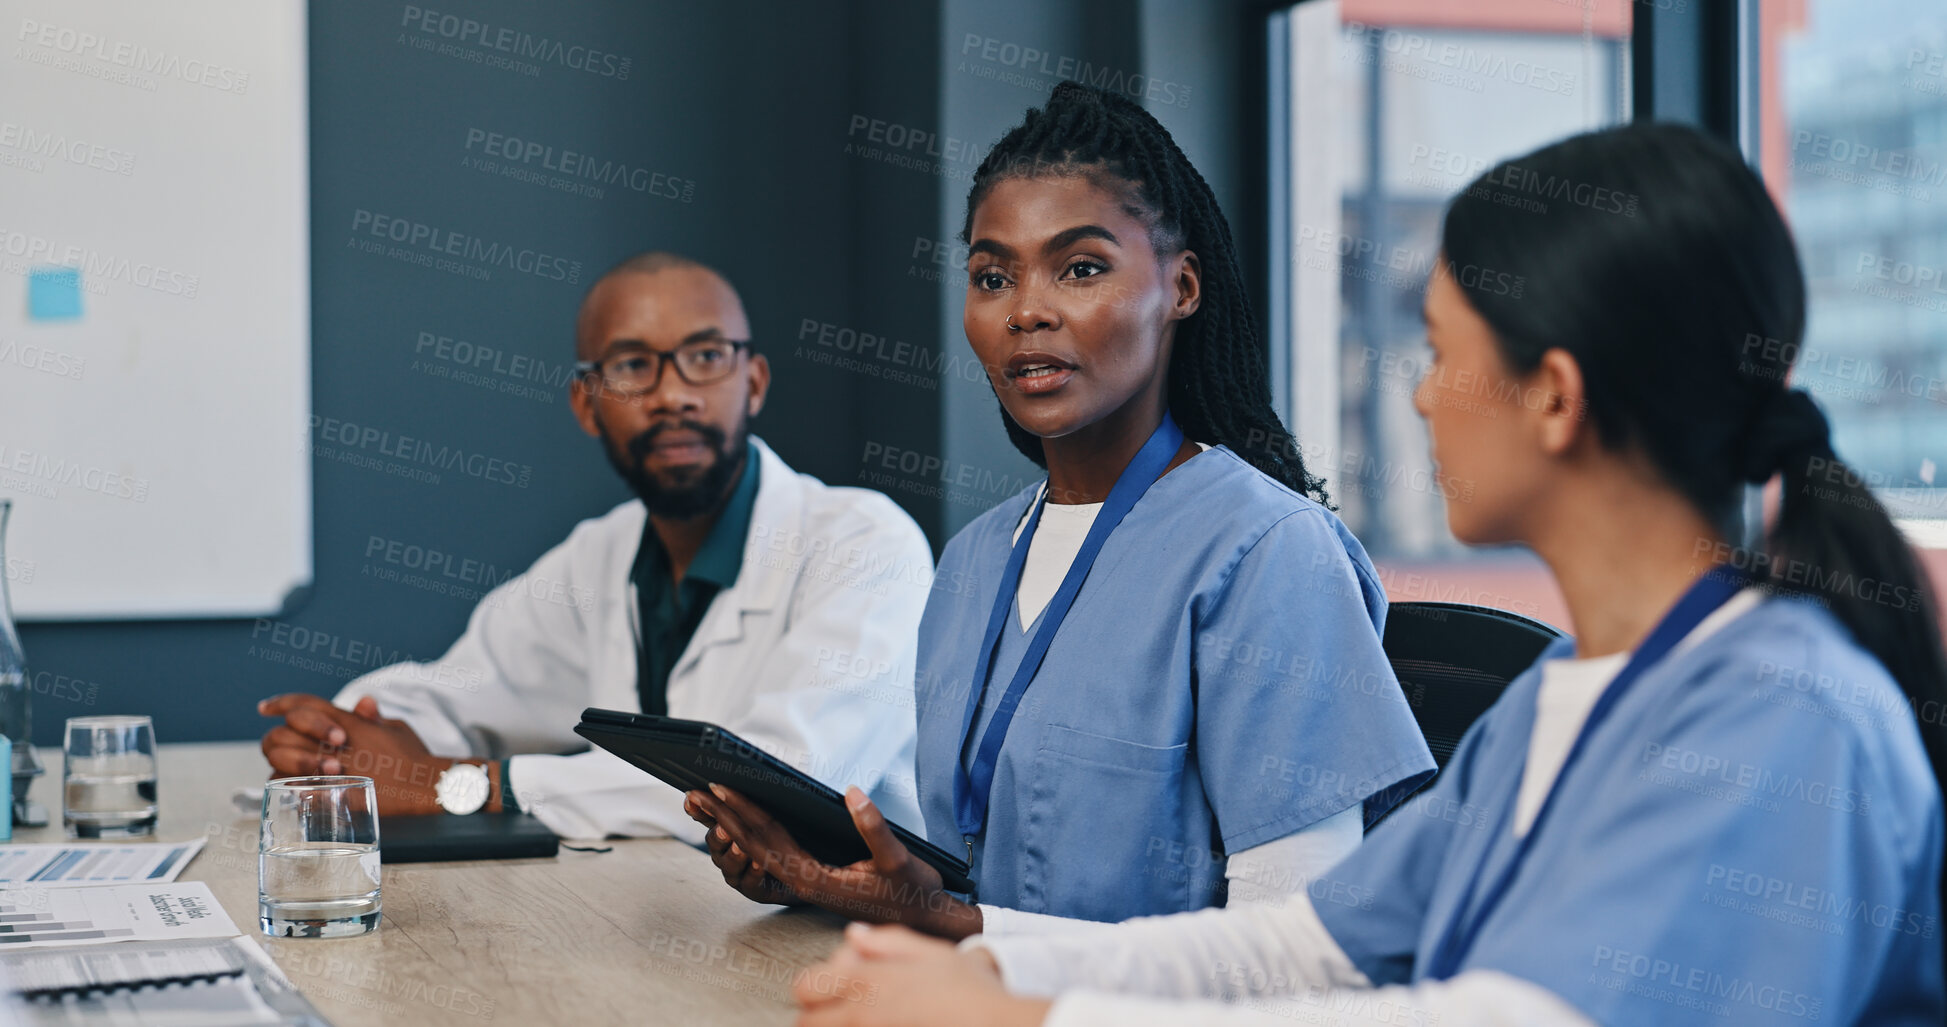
(14, 742), (845, 1025)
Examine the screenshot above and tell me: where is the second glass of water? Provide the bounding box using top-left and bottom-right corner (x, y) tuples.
(259, 775), (381, 938)
(63, 715), (157, 838)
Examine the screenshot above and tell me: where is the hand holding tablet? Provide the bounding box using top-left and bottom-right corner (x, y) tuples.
(573, 709), (974, 894)
(686, 782), (982, 939)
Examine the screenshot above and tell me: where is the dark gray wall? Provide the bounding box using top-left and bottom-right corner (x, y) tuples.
(17, 0), (1264, 745)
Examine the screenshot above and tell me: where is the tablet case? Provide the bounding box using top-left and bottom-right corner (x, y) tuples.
(574, 708), (975, 893)
(379, 811), (559, 863)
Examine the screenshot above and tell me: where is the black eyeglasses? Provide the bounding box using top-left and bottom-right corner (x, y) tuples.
(576, 338), (751, 395)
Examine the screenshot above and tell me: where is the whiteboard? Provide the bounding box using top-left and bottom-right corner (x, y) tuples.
(0, 0), (310, 619)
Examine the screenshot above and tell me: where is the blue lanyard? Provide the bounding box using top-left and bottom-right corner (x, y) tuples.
(1421, 564), (1751, 979)
(950, 414), (1186, 861)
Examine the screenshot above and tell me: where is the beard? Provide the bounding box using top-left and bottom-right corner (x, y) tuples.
(597, 416), (748, 520)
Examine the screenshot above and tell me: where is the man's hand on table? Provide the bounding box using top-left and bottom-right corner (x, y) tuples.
(258, 694), (501, 816)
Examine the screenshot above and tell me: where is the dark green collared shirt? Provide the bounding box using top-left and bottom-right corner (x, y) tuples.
(630, 455), (760, 716)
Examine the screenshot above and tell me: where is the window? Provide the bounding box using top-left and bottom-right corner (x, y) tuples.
(1271, 0), (1632, 625)
(1773, 2), (1947, 546)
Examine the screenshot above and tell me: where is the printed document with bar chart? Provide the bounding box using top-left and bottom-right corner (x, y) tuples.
(0, 882), (238, 948)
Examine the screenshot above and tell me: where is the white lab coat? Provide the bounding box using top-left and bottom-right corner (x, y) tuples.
(335, 437), (932, 842)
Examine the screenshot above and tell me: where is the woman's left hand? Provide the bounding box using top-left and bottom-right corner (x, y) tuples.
(793, 922), (1052, 1027)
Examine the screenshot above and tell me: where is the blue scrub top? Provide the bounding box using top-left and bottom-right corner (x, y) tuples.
(1314, 595), (1945, 1024)
(915, 445), (1435, 922)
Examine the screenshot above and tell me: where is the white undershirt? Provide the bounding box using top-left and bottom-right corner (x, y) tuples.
(1014, 500), (1101, 627)
(971, 589), (1770, 1027)
(986, 442), (1359, 932)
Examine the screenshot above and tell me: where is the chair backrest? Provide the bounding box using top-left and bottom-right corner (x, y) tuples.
(1384, 602), (1568, 770)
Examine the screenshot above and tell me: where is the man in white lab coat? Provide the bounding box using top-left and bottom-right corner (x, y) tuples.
(258, 253), (932, 841)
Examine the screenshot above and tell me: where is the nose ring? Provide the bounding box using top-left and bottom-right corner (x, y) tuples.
(1006, 314), (1022, 333)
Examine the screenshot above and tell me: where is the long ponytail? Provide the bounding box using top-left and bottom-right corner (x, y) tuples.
(1754, 391), (1947, 758)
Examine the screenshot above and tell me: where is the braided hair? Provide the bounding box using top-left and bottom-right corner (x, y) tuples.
(961, 81), (1329, 504)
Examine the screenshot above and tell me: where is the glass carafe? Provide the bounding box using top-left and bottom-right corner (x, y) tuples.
(0, 500), (46, 822)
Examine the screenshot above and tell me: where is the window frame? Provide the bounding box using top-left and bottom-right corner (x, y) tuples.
(1263, 0), (1947, 549)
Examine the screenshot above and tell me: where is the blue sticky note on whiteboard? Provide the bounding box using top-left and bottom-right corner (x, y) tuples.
(27, 266), (83, 321)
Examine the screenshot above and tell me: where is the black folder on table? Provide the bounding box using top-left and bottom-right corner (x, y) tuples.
(379, 811), (558, 863)
(574, 707), (975, 893)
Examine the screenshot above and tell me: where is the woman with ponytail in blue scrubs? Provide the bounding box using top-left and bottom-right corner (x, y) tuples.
(685, 82), (1434, 938)
(792, 123), (1947, 1026)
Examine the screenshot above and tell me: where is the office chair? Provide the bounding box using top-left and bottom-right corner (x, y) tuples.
(1373, 602), (1568, 821)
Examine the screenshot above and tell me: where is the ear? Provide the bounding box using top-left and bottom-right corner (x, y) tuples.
(1530, 347), (1590, 458)
(744, 353), (771, 419)
(568, 375), (602, 438)
(1170, 250), (1202, 322)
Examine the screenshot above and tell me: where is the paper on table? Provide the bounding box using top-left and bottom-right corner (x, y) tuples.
(0, 934), (332, 1025)
(10, 973), (287, 1026)
(1, 936), (248, 994)
(0, 838), (206, 887)
(0, 881), (239, 949)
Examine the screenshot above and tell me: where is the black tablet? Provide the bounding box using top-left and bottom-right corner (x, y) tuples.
(574, 708), (974, 893)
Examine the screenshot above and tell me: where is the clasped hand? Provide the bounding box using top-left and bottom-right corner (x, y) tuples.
(790, 922), (1049, 1027)
(257, 693), (455, 815)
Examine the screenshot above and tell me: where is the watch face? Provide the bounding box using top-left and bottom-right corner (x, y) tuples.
(437, 763), (489, 814)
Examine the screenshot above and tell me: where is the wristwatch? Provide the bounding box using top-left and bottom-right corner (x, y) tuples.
(434, 762), (490, 815)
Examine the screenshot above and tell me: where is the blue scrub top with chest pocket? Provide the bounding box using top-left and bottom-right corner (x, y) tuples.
(914, 444), (1436, 922)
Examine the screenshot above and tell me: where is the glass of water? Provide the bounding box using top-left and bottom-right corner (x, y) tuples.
(259, 776), (381, 938)
(63, 715), (157, 838)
